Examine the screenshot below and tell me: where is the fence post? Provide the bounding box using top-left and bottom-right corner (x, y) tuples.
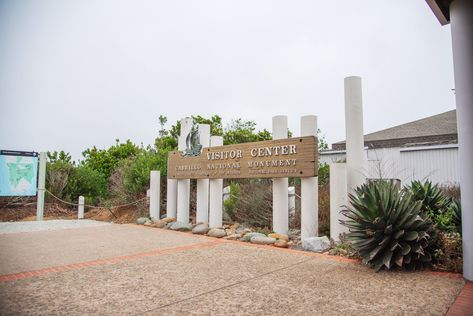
(78, 196), (84, 219)
(272, 115), (289, 234)
(166, 179), (177, 219)
(149, 170), (160, 219)
(36, 152), (47, 221)
(300, 115), (318, 239)
(209, 136), (224, 228)
(196, 124), (210, 223)
(330, 163), (348, 242)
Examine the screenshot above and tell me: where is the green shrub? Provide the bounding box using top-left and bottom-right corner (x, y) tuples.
(122, 149), (164, 196)
(66, 165), (108, 205)
(409, 180), (450, 217)
(342, 182), (435, 271)
(449, 199), (462, 235)
(223, 182), (240, 219)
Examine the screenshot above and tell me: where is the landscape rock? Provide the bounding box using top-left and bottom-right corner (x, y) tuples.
(143, 220), (153, 227)
(223, 233), (242, 240)
(274, 240), (289, 248)
(192, 223), (210, 235)
(250, 236), (276, 245)
(136, 217), (148, 225)
(162, 217), (176, 223)
(268, 233), (289, 241)
(239, 232), (266, 242)
(208, 228), (227, 238)
(169, 221), (192, 232)
(151, 219), (167, 228)
(302, 236), (331, 252)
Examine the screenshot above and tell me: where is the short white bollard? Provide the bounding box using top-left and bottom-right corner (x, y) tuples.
(330, 163), (348, 242)
(78, 196), (84, 219)
(196, 124), (211, 223)
(166, 179), (177, 219)
(149, 170), (160, 219)
(209, 136), (224, 228)
(272, 115), (289, 235)
(301, 115), (318, 239)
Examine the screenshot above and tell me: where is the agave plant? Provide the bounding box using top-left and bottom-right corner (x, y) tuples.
(409, 180), (451, 216)
(342, 182), (435, 271)
(449, 199), (462, 235)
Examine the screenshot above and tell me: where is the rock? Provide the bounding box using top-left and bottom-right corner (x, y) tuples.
(225, 228), (236, 236)
(192, 223), (210, 235)
(208, 228), (227, 238)
(144, 220), (153, 227)
(274, 240), (289, 248)
(230, 223), (240, 230)
(136, 217), (148, 225)
(268, 233), (289, 241)
(302, 236), (330, 252)
(169, 221), (192, 232)
(223, 233), (242, 240)
(162, 217), (176, 223)
(250, 236), (276, 245)
(151, 219), (166, 228)
(239, 232), (266, 242)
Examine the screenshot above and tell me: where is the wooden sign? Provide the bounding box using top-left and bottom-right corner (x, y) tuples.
(167, 136), (318, 179)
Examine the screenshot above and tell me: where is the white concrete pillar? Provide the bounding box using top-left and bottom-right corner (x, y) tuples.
(272, 115), (289, 234)
(196, 124), (210, 223)
(450, 0), (473, 281)
(176, 117), (192, 223)
(36, 152), (46, 221)
(78, 196), (85, 219)
(344, 76), (367, 193)
(330, 163), (348, 242)
(301, 115), (318, 239)
(209, 136), (224, 228)
(166, 179), (177, 219)
(149, 170), (160, 219)
(288, 186), (295, 216)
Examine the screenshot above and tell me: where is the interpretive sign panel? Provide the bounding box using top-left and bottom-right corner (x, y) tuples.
(168, 136), (317, 179)
(0, 150), (38, 196)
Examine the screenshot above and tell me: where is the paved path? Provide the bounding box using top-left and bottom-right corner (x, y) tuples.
(0, 222), (467, 315)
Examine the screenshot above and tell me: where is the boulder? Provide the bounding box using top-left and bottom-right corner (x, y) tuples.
(162, 217), (176, 223)
(250, 236), (277, 245)
(268, 233), (289, 241)
(302, 236), (331, 252)
(223, 233), (242, 240)
(136, 217), (148, 225)
(169, 221), (192, 232)
(274, 240), (289, 248)
(192, 223), (210, 235)
(208, 228), (227, 238)
(151, 219), (167, 228)
(239, 232), (266, 242)
(143, 220), (153, 227)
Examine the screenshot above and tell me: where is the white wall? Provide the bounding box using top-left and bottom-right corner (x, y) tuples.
(320, 144), (459, 186)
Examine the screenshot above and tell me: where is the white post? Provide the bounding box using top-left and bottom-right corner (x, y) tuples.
(288, 186), (295, 216)
(209, 136), (224, 228)
(345, 76), (367, 193)
(272, 115), (289, 234)
(196, 124), (210, 223)
(450, 0), (473, 281)
(78, 196), (84, 219)
(166, 179), (177, 219)
(176, 117), (192, 223)
(301, 115), (318, 239)
(36, 152), (46, 221)
(330, 163), (348, 242)
(149, 170), (160, 219)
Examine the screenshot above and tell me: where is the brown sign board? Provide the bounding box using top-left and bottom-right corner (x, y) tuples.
(167, 136), (318, 179)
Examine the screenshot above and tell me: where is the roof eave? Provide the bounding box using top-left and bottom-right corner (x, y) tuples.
(425, 0), (451, 26)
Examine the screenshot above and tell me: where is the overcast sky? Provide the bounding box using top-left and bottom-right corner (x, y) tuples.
(0, 0), (455, 161)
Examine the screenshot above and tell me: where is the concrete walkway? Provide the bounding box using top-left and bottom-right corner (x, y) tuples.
(0, 222), (466, 315)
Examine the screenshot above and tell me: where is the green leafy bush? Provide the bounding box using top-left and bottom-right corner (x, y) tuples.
(122, 149), (164, 196)
(342, 182), (435, 271)
(409, 180), (450, 217)
(223, 182), (240, 219)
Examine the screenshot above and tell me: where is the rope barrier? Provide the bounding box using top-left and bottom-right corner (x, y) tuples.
(44, 189), (148, 210)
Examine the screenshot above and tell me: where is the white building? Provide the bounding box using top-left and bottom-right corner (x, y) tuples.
(320, 110), (458, 186)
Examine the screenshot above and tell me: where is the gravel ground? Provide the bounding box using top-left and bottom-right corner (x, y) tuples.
(0, 219), (111, 234)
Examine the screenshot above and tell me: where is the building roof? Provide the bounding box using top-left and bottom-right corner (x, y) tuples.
(425, 0), (453, 25)
(332, 110), (457, 150)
